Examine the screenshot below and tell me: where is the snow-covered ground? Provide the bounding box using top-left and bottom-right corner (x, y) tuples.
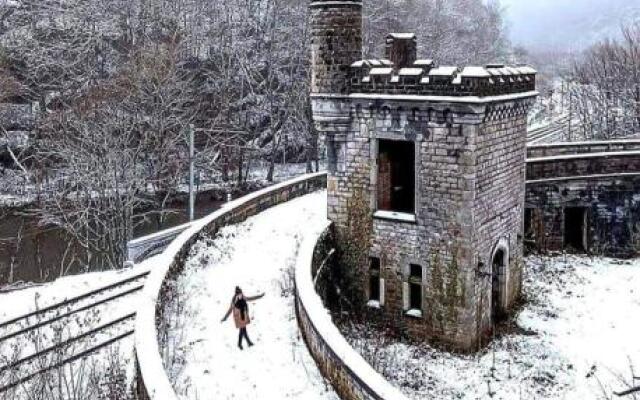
(342, 255), (640, 400)
(0, 257), (156, 399)
(170, 190), (338, 399)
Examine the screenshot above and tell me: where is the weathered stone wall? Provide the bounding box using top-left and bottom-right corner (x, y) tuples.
(315, 96), (533, 351)
(527, 140), (640, 158)
(310, 0), (362, 95)
(525, 176), (640, 257)
(473, 101), (530, 344)
(527, 153), (640, 181)
(309, 0), (535, 353)
(295, 222), (408, 400)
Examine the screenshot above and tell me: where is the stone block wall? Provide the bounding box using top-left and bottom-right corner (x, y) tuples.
(314, 96), (533, 350)
(525, 176), (640, 257)
(310, 0), (362, 95)
(526, 140), (640, 158)
(473, 101), (530, 343)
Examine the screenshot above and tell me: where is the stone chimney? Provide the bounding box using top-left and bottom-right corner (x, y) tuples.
(385, 33), (417, 69)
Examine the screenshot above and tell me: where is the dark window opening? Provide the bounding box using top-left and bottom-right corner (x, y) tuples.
(410, 264), (422, 279)
(409, 283), (422, 310)
(369, 257), (381, 302)
(409, 264), (423, 310)
(377, 140), (415, 214)
(564, 207), (587, 252)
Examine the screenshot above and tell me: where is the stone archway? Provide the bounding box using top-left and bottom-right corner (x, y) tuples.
(490, 240), (509, 323)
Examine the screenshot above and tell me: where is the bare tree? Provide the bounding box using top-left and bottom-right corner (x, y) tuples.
(568, 23), (640, 140)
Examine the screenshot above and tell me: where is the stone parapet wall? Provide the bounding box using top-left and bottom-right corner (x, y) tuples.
(126, 223), (192, 264)
(134, 173), (327, 400)
(294, 222), (408, 400)
(526, 152), (640, 181)
(527, 139), (640, 158)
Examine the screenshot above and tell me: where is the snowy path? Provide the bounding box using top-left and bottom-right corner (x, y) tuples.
(174, 191), (337, 399)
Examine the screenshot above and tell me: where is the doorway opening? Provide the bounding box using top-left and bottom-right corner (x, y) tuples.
(564, 207), (588, 252)
(491, 248), (506, 324)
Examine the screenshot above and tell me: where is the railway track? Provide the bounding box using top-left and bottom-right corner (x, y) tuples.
(0, 269), (149, 393)
(527, 115), (572, 144)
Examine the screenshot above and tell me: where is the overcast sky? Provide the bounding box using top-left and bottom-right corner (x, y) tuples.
(499, 0), (640, 51)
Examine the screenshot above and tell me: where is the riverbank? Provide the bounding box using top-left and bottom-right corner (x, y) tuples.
(0, 163), (323, 287)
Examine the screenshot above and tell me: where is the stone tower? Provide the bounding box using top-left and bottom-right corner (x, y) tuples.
(310, 0), (537, 351)
(310, 0), (362, 95)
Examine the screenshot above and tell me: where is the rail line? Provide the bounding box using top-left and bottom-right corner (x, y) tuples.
(527, 115), (572, 144)
(0, 270), (148, 331)
(0, 270), (149, 393)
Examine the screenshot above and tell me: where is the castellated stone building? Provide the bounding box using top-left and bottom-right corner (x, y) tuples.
(310, 0), (538, 350)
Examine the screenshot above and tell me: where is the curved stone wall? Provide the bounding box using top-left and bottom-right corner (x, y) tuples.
(294, 223), (408, 400)
(134, 172), (327, 400)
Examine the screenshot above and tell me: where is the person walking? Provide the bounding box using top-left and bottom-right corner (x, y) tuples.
(221, 286), (265, 350)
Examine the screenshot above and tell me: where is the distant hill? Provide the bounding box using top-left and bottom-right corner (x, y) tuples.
(504, 0), (640, 51)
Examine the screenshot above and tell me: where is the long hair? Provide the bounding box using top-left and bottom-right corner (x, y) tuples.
(235, 296), (248, 320)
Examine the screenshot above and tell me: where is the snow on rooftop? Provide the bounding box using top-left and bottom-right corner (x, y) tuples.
(496, 67), (514, 76)
(413, 59), (434, 66)
(398, 68), (423, 76)
(387, 33), (416, 40)
(351, 60), (365, 68)
(369, 67), (393, 75)
(460, 66), (490, 78)
(428, 66), (458, 76)
(516, 65), (537, 74)
(505, 66), (521, 75)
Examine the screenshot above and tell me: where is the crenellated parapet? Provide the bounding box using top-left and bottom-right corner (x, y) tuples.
(349, 34), (536, 97)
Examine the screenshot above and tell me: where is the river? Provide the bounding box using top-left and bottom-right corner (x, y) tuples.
(0, 193), (225, 286)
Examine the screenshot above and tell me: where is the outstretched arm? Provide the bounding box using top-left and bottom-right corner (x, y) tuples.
(221, 298), (234, 322)
(246, 292), (265, 302)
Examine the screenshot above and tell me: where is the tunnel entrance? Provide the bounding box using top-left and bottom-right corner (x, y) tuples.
(564, 207), (588, 253)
